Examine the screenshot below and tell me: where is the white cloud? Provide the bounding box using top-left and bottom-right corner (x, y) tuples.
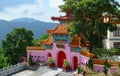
(0, 0), (64, 22)
(49, 0), (64, 7)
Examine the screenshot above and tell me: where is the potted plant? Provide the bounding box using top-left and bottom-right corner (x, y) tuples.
(75, 65), (83, 76)
(28, 55), (34, 66)
(48, 57), (54, 68)
(63, 59), (70, 71)
(77, 65), (82, 74)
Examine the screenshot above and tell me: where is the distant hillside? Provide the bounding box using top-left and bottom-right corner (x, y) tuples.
(0, 18), (56, 46)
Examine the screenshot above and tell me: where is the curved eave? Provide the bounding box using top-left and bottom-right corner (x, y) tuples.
(39, 36), (53, 45)
(26, 46), (45, 51)
(93, 59), (120, 66)
(69, 45), (80, 48)
(80, 51), (95, 58)
(47, 24), (68, 34)
(51, 16), (73, 21)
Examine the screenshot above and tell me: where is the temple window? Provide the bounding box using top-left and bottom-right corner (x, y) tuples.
(54, 34), (69, 44)
(114, 42), (120, 48)
(56, 44), (65, 49)
(113, 27), (120, 37)
(45, 45), (52, 50)
(38, 56), (40, 58)
(70, 47), (81, 53)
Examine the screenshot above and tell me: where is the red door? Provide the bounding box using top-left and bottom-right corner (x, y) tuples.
(48, 53), (52, 58)
(73, 56), (78, 70)
(58, 51), (66, 67)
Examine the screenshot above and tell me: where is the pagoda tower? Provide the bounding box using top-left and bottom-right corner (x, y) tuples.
(51, 12), (73, 25)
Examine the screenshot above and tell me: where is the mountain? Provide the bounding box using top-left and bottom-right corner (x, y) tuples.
(0, 18), (56, 46)
(10, 18), (41, 23)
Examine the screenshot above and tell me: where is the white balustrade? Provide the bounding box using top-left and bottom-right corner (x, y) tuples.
(0, 62), (26, 76)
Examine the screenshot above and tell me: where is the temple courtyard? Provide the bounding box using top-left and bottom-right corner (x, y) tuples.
(11, 66), (75, 76)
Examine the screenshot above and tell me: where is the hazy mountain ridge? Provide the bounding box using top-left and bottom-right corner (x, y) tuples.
(0, 18), (56, 46)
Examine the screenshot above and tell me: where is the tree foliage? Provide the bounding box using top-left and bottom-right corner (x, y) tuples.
(59, 0), (120, 51)
(2, 28), (34, 64)
(0, 54), (9, 69)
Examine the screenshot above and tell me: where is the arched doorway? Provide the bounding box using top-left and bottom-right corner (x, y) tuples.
(48, 53), (52, 58)
(58, 51), (66, 67)
(73, 56), (78, 70)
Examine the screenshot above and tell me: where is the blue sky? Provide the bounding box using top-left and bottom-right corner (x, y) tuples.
(0, 0), (120, 22)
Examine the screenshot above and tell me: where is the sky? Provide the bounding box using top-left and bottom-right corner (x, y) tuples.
(0, 0), (120, 22)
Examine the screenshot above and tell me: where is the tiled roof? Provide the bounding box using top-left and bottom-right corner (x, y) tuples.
(39, 36), (53, 45)
(47, 24), (68, 34)
(26, 46), (45, 51)
(93, 59), (104, 65)
(93, 59), (120, 66)
(80, 51), (95, 58)
(69, 36), (89, 47)
(51, 16), (73, 21)
(109, 21), (120, 24)
(69, 37), (81, 47)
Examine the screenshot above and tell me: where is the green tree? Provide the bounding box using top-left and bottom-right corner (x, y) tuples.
(59, 0), (120, 52)
(0, 47), (3, 53)
(0, 54), (9, 69)
(2, 28), (34, 64)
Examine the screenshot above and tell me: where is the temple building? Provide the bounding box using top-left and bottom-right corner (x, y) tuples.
(26, 12), (95, 70)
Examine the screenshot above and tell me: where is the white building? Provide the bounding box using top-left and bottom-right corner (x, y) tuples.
(104, 24), (120, 49)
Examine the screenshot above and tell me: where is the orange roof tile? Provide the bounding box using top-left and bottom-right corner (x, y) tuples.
(93, 59), (120, 66)
(69, 37), (81, 47)
(80, 51), (95, 58)
(39, 36), (53, 45)
(93, 59), (105, 65)
(69, 36), (89, 47)
(47, 24), (68, 34)
(26, 46), (45, 51)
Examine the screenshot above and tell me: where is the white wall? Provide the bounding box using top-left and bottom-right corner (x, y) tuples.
(105, 24), (120, 49)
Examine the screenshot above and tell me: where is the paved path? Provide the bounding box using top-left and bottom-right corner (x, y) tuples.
(12, 70), (40, 76)
(11, 66), (75, 76)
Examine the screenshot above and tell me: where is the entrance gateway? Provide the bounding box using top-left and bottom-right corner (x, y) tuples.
(57, 51), (66, 67)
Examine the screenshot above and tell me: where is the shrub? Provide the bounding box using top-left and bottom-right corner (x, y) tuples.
(48, 57), (54, 64)
(63, 59), (69, 66)
(28, 55), (34, 65)
(103, 59), (110, 75)
(76, 65), (82, 74)
(87, 57), (93, 69)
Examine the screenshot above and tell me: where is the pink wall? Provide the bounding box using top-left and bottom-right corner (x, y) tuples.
(27, 43), (90, 70)
(93, 64), (104, 72)
(27, 51), (46, 62)
(93, 64), (118, 73)
(27, 44), (119, 72)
